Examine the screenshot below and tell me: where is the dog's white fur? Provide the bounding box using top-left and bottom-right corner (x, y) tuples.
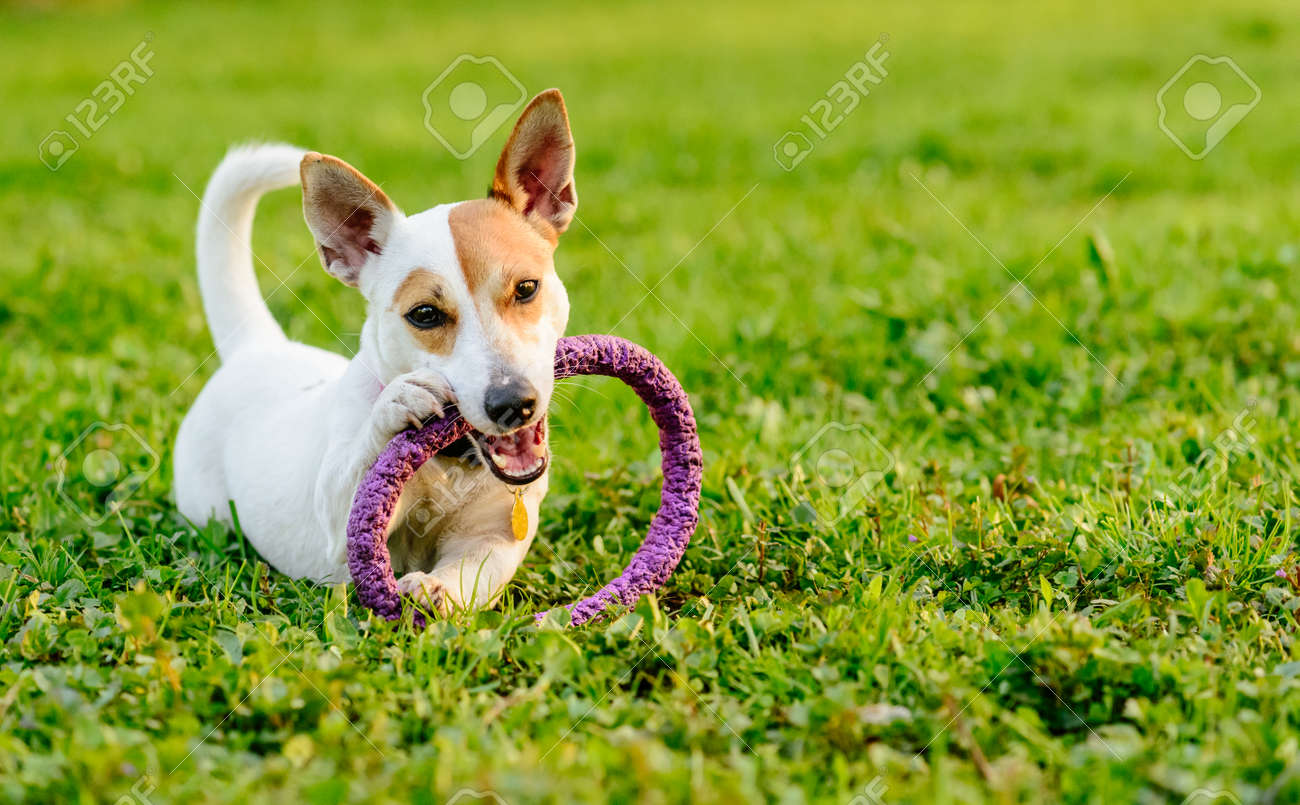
(174, 91), (578, 614)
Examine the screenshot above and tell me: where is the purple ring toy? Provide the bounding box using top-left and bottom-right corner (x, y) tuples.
(346, 334), (703, 627)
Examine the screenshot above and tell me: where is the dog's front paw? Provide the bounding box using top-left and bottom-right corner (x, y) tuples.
(372, 369), (453, 438)
(396, 570), (459, 616)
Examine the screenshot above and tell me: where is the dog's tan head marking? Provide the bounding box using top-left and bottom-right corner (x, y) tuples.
(447, 198), (554, 336)
(390, 268), (458, 355)
(443, 89), (577, 356)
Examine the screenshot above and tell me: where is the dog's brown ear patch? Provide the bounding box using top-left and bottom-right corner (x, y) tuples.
(490, 89), (577, 242)
(301, 153), (398, 286)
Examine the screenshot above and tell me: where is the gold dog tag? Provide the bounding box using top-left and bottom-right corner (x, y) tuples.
(511, 487), (528, 541)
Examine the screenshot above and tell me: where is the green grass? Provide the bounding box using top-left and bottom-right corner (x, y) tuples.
(4, 0), (1300, 802)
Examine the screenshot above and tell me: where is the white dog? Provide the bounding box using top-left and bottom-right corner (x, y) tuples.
(174, 90), (577, 614)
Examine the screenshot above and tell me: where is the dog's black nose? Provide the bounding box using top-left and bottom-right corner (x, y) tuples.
(484, 376), (538, 429)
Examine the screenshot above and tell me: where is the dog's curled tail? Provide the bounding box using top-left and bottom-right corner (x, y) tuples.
(196, 143), (306, 360)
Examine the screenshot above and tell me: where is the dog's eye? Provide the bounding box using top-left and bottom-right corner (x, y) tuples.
(404, 304), (448, 329)
(514, 279), (540, 302)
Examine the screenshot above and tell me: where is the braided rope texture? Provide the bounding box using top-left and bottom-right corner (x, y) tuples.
(346, 334), (703, 628)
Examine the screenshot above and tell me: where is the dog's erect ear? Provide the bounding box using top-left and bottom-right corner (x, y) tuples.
(491, 89), (577, 240)
(301, 153), (399, 287)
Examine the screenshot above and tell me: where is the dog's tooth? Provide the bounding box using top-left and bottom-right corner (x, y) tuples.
(491, 453), (509, 469)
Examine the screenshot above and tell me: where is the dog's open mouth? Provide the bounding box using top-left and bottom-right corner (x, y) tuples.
(472, 418), (548, 485)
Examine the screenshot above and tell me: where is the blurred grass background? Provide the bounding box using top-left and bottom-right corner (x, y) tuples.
(3, 0), (1300, 803)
